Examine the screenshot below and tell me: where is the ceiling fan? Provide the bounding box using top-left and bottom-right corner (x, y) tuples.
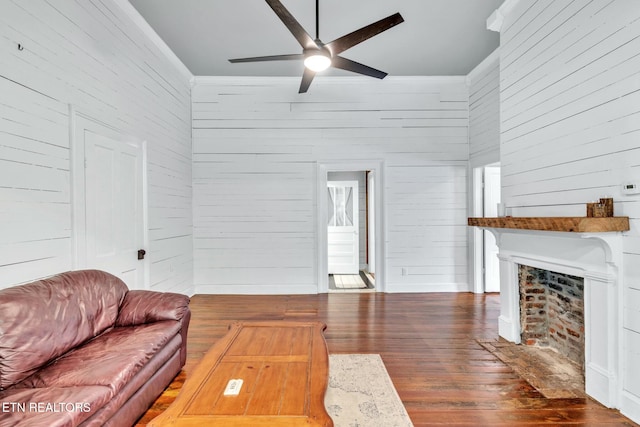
(228, 0), (404, 93)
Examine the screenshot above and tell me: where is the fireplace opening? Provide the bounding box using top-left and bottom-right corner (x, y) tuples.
(518, 265), (585, 369)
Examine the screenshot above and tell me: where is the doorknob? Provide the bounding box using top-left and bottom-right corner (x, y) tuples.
(137, 249), (146, 260)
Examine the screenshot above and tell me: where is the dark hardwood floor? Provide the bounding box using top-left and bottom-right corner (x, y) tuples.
(136, 293), (637, 426)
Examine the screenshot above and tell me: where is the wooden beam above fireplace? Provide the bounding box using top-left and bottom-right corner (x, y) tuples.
(467, 217), (630, 233)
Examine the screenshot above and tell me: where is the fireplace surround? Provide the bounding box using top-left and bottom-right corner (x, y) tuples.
(471, 221), (625, 409)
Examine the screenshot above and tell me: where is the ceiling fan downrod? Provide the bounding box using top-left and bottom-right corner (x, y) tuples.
(315, 0), (320, 40)
(305, 0), (331, 72)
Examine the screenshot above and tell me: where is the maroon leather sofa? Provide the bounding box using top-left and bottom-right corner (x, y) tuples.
(0, 269), (191, 427)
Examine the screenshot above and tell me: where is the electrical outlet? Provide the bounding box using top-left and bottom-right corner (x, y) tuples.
(223, 379), (243, 396)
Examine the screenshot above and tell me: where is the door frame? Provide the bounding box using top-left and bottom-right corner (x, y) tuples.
(367, 170), (375, 275)
(483, 165), (501, 292)
(317, 160), (385, 293)
(70, 107), (149, 288)
(471, 166), (485, 293)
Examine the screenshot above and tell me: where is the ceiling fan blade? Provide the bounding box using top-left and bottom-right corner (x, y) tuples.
(265, 0), (318, 50)
(326, 13), (404, 56)
(332, 56), (388, 79)
(229, 53), (304, 63)
(299, 68), (316, 93)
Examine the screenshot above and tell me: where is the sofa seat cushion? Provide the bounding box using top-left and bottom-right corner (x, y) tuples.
(16, 321), (181, 395)
(0, 385), (112, 427)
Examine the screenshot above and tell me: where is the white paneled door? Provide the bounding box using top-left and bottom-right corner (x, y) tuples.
(74, 115), (146, 289)
(328, 181), (359, 275)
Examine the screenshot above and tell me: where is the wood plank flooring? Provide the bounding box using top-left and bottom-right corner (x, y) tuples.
(136, 293), (637, 426)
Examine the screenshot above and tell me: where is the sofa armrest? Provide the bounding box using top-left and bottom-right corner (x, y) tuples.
(116, 290), (190, 327)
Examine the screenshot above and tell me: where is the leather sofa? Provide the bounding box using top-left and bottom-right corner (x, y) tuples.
(0, 269), (191, 427)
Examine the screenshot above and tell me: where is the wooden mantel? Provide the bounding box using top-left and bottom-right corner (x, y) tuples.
(467, 216), (630, 233)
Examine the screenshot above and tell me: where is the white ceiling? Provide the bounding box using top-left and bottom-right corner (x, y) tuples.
(128, 0), (503, 77)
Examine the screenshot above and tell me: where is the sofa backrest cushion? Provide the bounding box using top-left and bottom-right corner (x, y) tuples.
(0, 269), (128, 389)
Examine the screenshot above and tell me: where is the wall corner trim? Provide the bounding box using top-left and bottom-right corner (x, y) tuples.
(486, 10), (504, 33)
(487, 0), (522, 33)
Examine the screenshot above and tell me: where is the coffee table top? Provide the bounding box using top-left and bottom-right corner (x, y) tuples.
(149, 320), (333, 427)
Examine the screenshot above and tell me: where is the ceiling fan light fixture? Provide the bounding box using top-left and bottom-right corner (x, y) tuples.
(304, 52), (331, 72)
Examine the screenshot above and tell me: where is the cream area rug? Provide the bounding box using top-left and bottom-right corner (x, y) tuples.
(325, 354), (414, 427)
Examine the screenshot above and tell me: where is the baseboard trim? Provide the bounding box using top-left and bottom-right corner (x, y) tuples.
(621, 391), (640, 425)
(194, 284), (320, 295)
(384, 282), (471, 293)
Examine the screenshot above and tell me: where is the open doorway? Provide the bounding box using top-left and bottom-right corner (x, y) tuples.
(472, 163), (501, 293)
(327, 172), (375, 292)
(317, 161), (384, 293)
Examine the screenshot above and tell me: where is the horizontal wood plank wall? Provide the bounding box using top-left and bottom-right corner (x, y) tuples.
(192, 77), (469, 294)
(0, 0), (193, 293)
(468, 49), (500, 168)
(500, 0), (640, 420)
(466, 49), (501, 293)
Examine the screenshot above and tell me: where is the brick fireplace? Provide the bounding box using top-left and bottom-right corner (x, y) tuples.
(518, 265), (585, 368)
(481, 228), (623, 409)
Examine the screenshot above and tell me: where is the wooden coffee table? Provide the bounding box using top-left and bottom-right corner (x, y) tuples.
(148, 320), (333, 426)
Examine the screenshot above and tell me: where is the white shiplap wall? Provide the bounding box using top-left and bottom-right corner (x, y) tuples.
(499, 0), (640, 420)
(466, 48), (501, 293)
(192, 76), (469, 294)
(0, 0), (193, 293)
(468, 49), (500, 168)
